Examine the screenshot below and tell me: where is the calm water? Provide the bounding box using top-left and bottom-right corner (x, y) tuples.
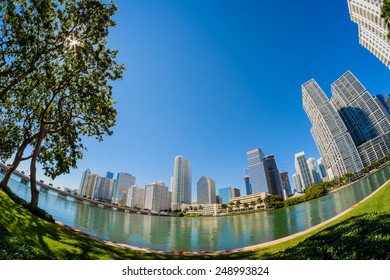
(2, 166), (389, 251)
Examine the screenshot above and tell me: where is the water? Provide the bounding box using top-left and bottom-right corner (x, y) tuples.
(1, 167), (389, 251)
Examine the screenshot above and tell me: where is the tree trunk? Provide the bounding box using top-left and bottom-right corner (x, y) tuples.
(29, 131), (45, 208)
(0, 139), (29, 190)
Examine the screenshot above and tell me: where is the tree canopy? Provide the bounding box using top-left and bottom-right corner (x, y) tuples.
(0, 0), (124, 207)
(382, 0), (390, 39)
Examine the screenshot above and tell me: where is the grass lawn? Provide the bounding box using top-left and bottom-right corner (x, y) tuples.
(1, 179), (389, 260)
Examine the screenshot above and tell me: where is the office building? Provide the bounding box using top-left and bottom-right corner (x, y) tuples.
(126, 185), (145, 209)
(144, 181), (171, 212)
(106, 171), (114, 180)
(197, 176), (216, 204)
(293, 173), (303, 193)
(246, 148), (268, 194)
(280, 171), (292, 195)
(79, 169), (91, 194)
(347, 0), (390, 69)
(112, 172), (136, 204)
(94, 176), (115, 202)
(294, 152), (314, 191)
(307, 157), (322, 184)
(81, 173), (100, 198)
(330, 71), (390, 167)
(244, 175), (252, 195)
(263, 155), (283, 197)
(302, 78), (364, 179)
(219, 187), (240, 204)
(317, 158), (327, 179)
(171, 156), (192, 210)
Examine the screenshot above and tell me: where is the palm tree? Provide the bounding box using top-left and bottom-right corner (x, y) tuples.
(235, 200), (241, 211)
(243, 202), (249, 210)
(250, 200), (256, 209)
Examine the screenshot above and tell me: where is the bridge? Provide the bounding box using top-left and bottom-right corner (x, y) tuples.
(0, 162), (166, 216)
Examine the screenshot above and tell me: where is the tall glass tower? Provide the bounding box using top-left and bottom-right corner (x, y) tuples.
(246, 148), (268, 194)
(263, 155), (283, 197)
(171, 156), (192, 210)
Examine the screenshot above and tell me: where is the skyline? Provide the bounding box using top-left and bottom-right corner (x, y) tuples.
(9, 0), (390, 198)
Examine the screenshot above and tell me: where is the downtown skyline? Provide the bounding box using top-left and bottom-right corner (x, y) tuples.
(9, 0), (390, 198)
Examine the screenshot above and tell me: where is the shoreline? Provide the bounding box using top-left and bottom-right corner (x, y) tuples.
(55, 178), (390, 257)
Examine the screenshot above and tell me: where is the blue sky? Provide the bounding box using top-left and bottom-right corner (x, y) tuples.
(14, 0), (390, 198)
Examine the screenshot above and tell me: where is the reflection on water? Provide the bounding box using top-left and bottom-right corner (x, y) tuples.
(1, 166), (389, 251)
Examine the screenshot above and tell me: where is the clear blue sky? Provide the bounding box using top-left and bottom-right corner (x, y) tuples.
(14, 0), (390, 198)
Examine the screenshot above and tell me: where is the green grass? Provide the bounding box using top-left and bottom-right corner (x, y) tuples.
(1, 179), (389, 259)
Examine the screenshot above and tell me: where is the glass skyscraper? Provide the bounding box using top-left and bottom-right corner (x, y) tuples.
(263, 155), (283, 197)
(171, 156), (192, 210)
(246, 148), (268, 194)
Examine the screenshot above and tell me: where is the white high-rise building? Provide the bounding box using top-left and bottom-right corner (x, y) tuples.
(292, 173), (303, 193)
(144, 181), (171, 212)
(126, 185), (145, 209)
(294, 152), (314, 191)
(330, 71), (390, 167)
(81, 173), (100, 198)
(302, 79), (364, 179)
(171, 156), (192, 211)
(347, 0), (390, 69)
(94, 176), (115, 202)
(79, 169), (91, 194)
(197, 176), (216, 204)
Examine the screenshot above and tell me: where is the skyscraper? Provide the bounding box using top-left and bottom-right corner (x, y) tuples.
(294, 152), (314, 191)
(244, 175), (252, 195)
(293, 173), (303, 193)
(81, 173), (100, 198)
(347, 0), (390, 69)
(263, 155), (283, 197)
(79, 169), (91, 194)
(112, 172), (136, 204)
(144, 181), (170, 212)
(280, 171), (292, 195)
(126, 185), (145, 209)
(171, 156), (192, 210)
(302, 78), (364, 179)
(246, 148), (268, 194)
(303, 71), (390, 178)
(196, 176), (216, 204)
(106, 171), (114, 180)
(330, 71), (390, 167)
(307, 157), (322, 184)
(94, 176), (115, 202)
(317, 158), (327, 179)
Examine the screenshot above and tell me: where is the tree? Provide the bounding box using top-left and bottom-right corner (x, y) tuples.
(382, 0), (390, 40)
(250, 200), (256, 209)
(0, 0), (124, 208)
